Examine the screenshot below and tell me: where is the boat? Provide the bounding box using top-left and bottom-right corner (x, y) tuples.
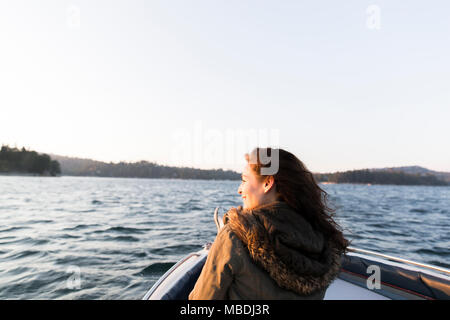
(143, 208), (450, 300)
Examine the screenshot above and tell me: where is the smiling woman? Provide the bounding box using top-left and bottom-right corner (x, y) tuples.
(189, 147), (349, 300)
(238, 160), (278, 210)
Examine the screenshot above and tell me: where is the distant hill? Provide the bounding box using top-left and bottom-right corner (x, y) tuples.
(315, 166), (449, 186)
(49, 154), (240, 180)
(371, 166), (450, 183)
(7, 148), (447, 185)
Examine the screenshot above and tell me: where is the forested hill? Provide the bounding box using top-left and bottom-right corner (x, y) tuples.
(0, 145), (61, 176)
(314, 168), (449, 186)
(49, 154), (240, 180)
(3, 147), (448, 185)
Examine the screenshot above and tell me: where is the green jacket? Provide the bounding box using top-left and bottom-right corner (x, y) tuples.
(189, 201), (343, 300)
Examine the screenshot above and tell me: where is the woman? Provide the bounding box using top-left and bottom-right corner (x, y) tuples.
(189, 147), (349, 300)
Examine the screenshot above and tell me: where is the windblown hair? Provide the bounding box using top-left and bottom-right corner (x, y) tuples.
(245, 147), (350, 253)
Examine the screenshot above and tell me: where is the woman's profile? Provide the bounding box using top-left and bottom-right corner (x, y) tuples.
(189, 147), (349, 300)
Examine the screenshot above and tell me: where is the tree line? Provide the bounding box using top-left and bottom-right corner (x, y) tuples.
(0, 145), (61, 176)
(51, 154), (241, 180)
(314, 169), (449, 186)
(3, 146), (447, 185)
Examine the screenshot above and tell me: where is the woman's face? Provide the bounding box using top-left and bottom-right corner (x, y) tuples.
(238, 163), (267, 210)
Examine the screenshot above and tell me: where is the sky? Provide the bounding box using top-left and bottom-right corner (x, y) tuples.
(1, 0), (449, 173)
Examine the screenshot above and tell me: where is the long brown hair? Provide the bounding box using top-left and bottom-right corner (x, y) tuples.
(246, 147), (349, 253)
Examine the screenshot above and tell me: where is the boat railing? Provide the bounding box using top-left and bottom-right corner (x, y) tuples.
(347, 246), (450, 275)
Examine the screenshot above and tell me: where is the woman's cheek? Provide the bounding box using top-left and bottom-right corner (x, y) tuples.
(242, 183), (248, 196)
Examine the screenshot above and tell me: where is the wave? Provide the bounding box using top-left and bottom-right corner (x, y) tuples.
(3, 266), (32, 276)
(26, 219), (53, 224)
(104, 226), (151, 234)
(151, 244), (202, 255)
(409, 208), (429, 213)
(0, 226), (30, 233)
(74, 209), (97, 213)
(60, 234), (82, 239)
(107, 235), (140, 242)
(136, 262), (175, 276)
(415, 247), (449, 256)
(0, 237), (49, 246)
(5, 250), (46, 260)
(426, 260), (450, 269)
(63, 224), (101, 231)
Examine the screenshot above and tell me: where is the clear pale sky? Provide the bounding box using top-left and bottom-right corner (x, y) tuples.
(1, 0), (449, 173)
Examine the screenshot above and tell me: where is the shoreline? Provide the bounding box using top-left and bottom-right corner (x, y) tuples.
(318, 181), (449, 187)
(0, 173), (448, 186)
(0, 172), (59, 177)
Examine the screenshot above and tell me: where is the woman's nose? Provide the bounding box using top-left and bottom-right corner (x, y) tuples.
(237, 186), (242, 195)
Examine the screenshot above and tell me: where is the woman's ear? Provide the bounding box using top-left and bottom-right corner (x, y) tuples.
(263, 176), (275, 193)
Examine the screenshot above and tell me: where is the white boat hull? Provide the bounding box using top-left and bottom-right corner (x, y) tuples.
(143, 247), (450, 300)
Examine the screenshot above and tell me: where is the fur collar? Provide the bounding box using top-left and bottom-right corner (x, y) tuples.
(223, 201), (342, 296)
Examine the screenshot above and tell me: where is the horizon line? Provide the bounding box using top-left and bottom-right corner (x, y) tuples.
(47, 152), (448, 175)
(3, 144), (448, 174)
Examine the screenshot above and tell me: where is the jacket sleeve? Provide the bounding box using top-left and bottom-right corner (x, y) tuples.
(188, 226), (239, 300)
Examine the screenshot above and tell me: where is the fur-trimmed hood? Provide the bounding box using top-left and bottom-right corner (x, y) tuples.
(223, 200), (343, 296)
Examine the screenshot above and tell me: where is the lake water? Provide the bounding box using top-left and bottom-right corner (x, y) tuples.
(0, 176), (449, 299)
